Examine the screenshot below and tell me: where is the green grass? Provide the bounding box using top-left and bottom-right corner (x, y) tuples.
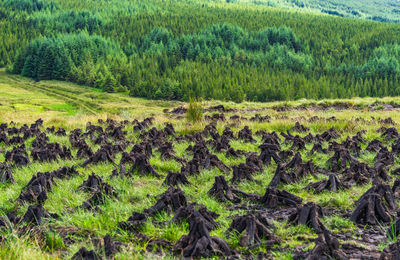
(1, 71), (400, 259)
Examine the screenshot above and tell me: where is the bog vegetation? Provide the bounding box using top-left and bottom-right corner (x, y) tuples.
(1, 0), (400, 102)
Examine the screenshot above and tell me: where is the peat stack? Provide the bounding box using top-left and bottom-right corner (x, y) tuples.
(328, 147), (357, 172)
(238, 126), (256, 143)
(19, 172), (53, 203)
(72, 247), (102, 260)
(172, 203), (219, 231)
(183, 142), (230, 175)
(174, 217), (233, 258)
(0, 131), (9, 145)
(0, 163), (14, 183)
(306, 174), (348, 193)
(316, 128), (340, 142)
(288, 202), (327, 233)
(31, 143), (72, 162)
(0, 211), (20, 227)
(350, 181), (396, 225)
(144, 187), (187, 216)
(130, 142), (152, 157)
(22, 204), (57, 226)
(341, 161), (373, 186)
(5, 145), (30, 167)
(76, 140), (94, 159)
(292, 122), (309, 133)
(374, 147), (395, 166)
(379, 127), (399, 140)
(294, 227), (347, 260)
(119, 212), (148, 232)
(308, 143), (327, 155)
(227, 212), (280, 248)
(366, 140), (386, 152)
(208, 175), (241, 203)
(163, 171), (190, 187)
(158, 142), (186, 164)
(130, 153), (161, 178)
(258, 187), (302, 208)
(79, 173), (109, 193)
(258, 143), (282, 166)
(81, 145), (116, 167)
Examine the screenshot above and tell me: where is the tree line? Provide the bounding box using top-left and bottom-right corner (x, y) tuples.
(2, 0), (400, 101)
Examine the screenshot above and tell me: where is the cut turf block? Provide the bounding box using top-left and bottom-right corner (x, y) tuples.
(259, 187), (302, 208)
(174, 217), (234, 258)
(294, 227), (347, 260)
(227, 212), (280, 248)
(288, 202), (327, 233)
(163, 171), (190, 187)
(306, 174), (348, 193)
(350, 181), (396, 225)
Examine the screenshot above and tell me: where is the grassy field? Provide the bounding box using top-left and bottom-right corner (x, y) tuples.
(1, 70), (400, 259)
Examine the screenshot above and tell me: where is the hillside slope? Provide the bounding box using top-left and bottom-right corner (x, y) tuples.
(231, 0), (400, 23)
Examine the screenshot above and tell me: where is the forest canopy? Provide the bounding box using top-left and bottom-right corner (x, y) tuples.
(2, 0), (400, 101)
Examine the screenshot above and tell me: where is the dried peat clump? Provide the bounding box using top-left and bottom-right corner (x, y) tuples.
(133, 117), (154, 131)
(379, 127), (399, 140)
(183, 141), (230, 175)
(119, 212), (148, 232)
(170, 106), (187, 115)
(163, 171), (190, 187)
(225, 147), (247, 158)
(306, 174), (348, 193)
(0, 130), (9, 145)
(174, 218), (234, 258)
(157, 142), (186, 164)
(281, 132), (306, 151)
(76, 140), (94, 159)
(258, 143), (282, 166)
(350, 181), (396, 225)
(79, 173), (109, 193)
(231, 162), (259, 184)
(55, 128), (67, 136)
(5, 145), (30, 167)
(294, 228), (347, 260)
(308, 143), (327, 155)
(379, 241), (400, 260)
(81, 145), (116, 167)
(19, 172), (53, 203)
(72, 247), (103, 260)
(22, 204), (58, 226)
(292, 122), (309, 133)
(130, 153), (161, 178)
(80, 185), (117, 210)
(341, 161), (374, 186)
(366, 140), (386, 153)
(258, 187), (302, 208)
(238, 126), (256, 143)
(315, 128), (340, 142)
(227, 212), (280, 248)
(78, 173), (117, 210)
(0, 163), (14, 183)
(269, 155), (315, 187)
(288, 202), (327, 233)
(172, 203), (219, 231)
(328, 146), (357, 172)
(144, 187), (187, 216)
(0, 211), (20, 227)
(31, 143), (72, 162)
(208, 175), (241, 203)
(374, 147), (395, 166)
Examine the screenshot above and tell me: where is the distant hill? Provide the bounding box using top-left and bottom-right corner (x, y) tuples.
(229, 0), (400, 23)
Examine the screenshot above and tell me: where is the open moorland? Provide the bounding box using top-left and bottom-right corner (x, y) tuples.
(2, 71), (400, 259)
